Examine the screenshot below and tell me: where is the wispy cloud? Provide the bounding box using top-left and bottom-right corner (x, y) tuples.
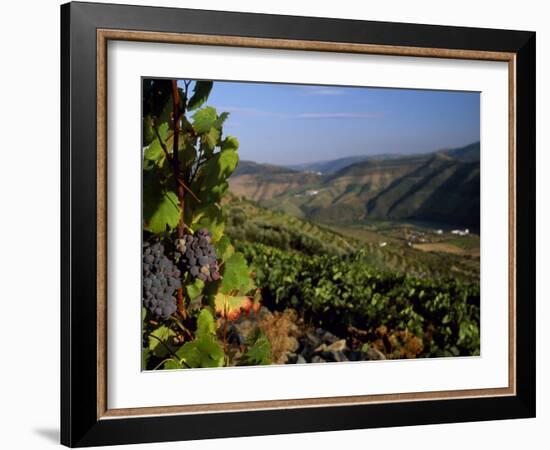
(219, 106), (382, 120)
(300, 86), (346, 96)
(295, 112), (381, 119)
(217, 106), (276, 117)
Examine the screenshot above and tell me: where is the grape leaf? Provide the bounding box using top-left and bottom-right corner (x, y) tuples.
(196, 308), (217, 335)
(192, 149), (239, 204)
(142, 348), (151, 369)
(221, 135), (239, 152)
(215, 235), (234, 261)
(143, 139), (165, 169)
(163, 359), (183, 370)
(214, 293), (250, 316)
(176, 337), (224, 368)
(241, 330), (272, 365)
(148, 325), (176, 358)
(143, 172), (181, 234)
(185, 278), (205, 301)
(191, 204), (224, 243)
(202, 127), (220, 151)
(192, 106), (218, 134)
(175, 309), (224, 368)
(143, 115), (156, 147)
(215, 112), (230, 129)
(187, 81), (213, 111)
(220, 252), (253, 294)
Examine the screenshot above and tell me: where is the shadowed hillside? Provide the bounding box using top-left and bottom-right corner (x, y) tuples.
(229, 142), (480, 228)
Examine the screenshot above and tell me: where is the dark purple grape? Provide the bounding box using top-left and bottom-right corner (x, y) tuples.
(142, 242), (180, 320)
(178, 228), (220, 282)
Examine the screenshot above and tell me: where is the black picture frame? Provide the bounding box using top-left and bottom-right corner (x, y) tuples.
(61, 1), (536, 447)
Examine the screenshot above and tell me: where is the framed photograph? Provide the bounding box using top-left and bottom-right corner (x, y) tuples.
(61, 1), (536, 447)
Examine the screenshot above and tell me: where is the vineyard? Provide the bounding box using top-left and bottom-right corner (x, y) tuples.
(141, 79), (480, 371)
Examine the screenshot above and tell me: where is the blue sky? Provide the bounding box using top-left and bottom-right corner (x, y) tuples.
(180, 80), (480, 166)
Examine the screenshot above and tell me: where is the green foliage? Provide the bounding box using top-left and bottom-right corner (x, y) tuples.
(214, 293), (250, 316)
(142, 79), (256, 370)
(192, 150), (239, 204)
(241, 329), (272, 366)
(187, 81), (213, 111)
(148, 325), (176, 358)
(176, 309), (224, 368)
(142, 173), (181, 234)
(192, 106), (219, 134)
(221, 136), (239, 152)
(191, 204), (225, 242)
(237, 241), (480, 357)
(185, 278), (205, 301)
(215, 235), (235, 261)
(219, 252), (253, 294)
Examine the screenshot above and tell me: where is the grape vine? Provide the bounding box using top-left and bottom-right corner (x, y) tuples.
(141, 79), (268, 370)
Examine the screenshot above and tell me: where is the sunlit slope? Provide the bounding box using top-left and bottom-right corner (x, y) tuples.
(224, 195), (479, 280)
(229, 143), (480, 228)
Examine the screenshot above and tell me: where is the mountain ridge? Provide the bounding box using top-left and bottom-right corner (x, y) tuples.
(281, 141), (479, 174)
(229, 142), (480, 228)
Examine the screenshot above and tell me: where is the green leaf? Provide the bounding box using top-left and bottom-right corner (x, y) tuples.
(156, 122), (170, 141)
(221, 136), (239, 152)
(148, 325), (176, 358)
(241, 330), (272, 366)
(142, 348), (151, 369)
(175, 310), (224, 368)
(216, 236), (235, 261)
(143, 122), (170, 169)
(163, 359), (183, 370)
(143, 139), (165, 167)
(187, 81), (213, 111)
(143, 172), (181, 234)
(192, 149), (239, 204)
(215, 112), (230, 129)
(177, 336), (224, 368)
(191, 204), (225, 243)
(192, 106), (218, 134)
(178, 141), (197, 175)
(186, 278), (205, 301)
(143, 115), (156, 146)
(196, 308), (217, 336)
(220, 252), (253, 294)
(214, 293), (251, 316)
(202, 127), (220, 150)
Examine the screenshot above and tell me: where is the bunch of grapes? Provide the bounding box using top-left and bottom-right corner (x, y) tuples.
(176, 228), (220, 282)
(142, 242), (182, 319)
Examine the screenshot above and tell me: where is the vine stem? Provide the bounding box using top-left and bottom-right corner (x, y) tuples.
(223, 303), (229, 354)
(152, 358), (175, 371)
(148, 333), (179, 359)
(171, 79), (185, 239)
(171, 314), (193, 340)
(176, 177), (201, 203)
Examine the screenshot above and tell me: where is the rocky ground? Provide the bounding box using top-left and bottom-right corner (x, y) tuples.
(219, 306), (386, 366)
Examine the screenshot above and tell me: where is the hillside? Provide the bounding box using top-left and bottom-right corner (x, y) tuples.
(365, 153), (480, 227)
(223, 194), (480, 281)
(229, 168), (321, 204)
(283, 142), (479, 174)
(229, 142), (480, 228)
(443, 141), (480, 161)
(287, 153), (403, 174)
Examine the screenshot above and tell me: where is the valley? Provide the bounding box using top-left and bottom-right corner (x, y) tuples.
(229, 142), (480, 230)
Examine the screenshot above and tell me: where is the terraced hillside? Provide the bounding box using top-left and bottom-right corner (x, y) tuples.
(224, 195), (479, 281)
(229, 142), (480, 229)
